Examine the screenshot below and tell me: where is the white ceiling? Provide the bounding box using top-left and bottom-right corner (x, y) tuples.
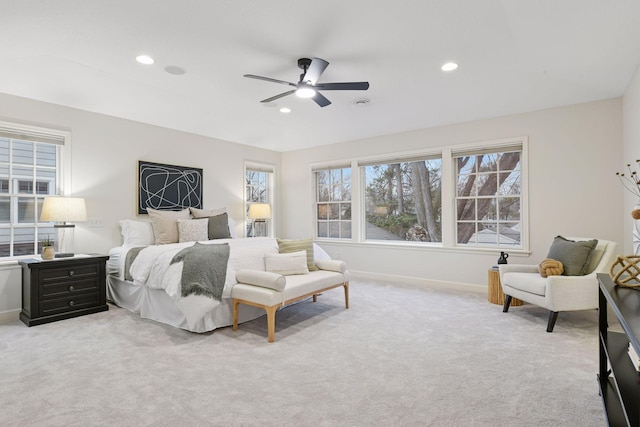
(1, 1), (640, 152)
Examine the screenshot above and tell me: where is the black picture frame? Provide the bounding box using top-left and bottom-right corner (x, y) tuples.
(138, 160), (203, 214)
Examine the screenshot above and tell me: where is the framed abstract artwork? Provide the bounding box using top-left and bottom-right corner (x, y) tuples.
(138, 160), (203, 214)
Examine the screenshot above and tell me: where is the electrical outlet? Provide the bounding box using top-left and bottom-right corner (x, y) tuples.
(88, 217), (104, 227)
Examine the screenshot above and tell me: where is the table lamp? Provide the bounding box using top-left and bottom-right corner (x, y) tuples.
(247, 203), (271, 237)
(40, 197), (87, 257)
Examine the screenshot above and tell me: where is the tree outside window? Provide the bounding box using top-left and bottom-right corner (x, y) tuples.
(363, 158), (442, 242)
(455, 150), (521, 247)
(315, 167), (351, 239)
(245, 165), (273, 237)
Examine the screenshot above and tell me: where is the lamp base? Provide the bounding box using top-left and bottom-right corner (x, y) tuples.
(55, 253), (75, 258)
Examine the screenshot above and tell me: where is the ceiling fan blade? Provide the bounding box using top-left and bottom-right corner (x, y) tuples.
(303, 58), (329, 85)
(315, 82), (370, 91)
(312, 92), (331, 107)
(260, 90), (295, 103)
(244, 74), (297, 87)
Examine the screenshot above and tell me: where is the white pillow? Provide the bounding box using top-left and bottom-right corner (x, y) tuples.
(119, 220), (155, 246)
(177, 218), (209, 243)
(265, 251), (309, 275)
(147, 208), (191, 245)
(190, 206), (227, 218)
(227, 216), (238, 239)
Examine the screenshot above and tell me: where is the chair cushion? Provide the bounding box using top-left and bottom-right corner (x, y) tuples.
(547, 236), (598, 276)
(503, 272), (547, 296)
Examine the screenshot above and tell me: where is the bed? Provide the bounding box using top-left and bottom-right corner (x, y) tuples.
(107, 212), (330, 333)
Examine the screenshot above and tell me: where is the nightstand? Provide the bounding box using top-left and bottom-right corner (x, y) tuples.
(19, 254), (109, 326)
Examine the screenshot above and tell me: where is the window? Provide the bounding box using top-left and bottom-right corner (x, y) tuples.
(0, 123), (65, 258)
(311, 137), (527, 251)
(454, 146), (522, 247)
(245, 163), (274, 237)
(362, 156), (442, 242)
(315, 166), (351, 239)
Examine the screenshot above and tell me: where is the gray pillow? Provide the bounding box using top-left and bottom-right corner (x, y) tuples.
(546, 236), (598, 276)
(207, 213), (231, 240)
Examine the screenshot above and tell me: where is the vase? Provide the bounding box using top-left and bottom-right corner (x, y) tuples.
(42, 246), (55, 260)
(634, 204), (640, 256)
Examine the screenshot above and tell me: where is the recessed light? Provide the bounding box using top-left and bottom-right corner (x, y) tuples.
(136, 55), (155, 65)
(280, 107), (291, 113)
(165, 65), (186, 75)
(441, 62), (458, 71)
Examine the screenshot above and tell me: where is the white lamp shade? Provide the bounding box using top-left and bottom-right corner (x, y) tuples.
(40, 197), (87, 222)
(248, 203), (271, 220)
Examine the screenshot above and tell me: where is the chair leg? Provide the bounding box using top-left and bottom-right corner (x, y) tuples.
(547, 311), (559, 333)
(503, 295), (512, 313)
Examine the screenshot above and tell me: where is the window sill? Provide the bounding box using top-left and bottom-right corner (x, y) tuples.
(314, 238), (531, 256)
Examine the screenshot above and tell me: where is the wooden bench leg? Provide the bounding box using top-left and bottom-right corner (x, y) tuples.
(344, 281), (349, 309)
(313, 294), (317, 302)
(265, 305), (278, 343)
(232, 299), (240, 331)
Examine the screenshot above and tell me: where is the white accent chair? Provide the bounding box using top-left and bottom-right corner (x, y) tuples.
(499, 238), (617, 332)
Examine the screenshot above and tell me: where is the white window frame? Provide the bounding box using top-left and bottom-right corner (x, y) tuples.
(312, 163), (353, 241)
(310, 136), (529, 253)
(451, 139), (526, 250)
(244, 161), (275, 238)
(0, 121), (71, 259)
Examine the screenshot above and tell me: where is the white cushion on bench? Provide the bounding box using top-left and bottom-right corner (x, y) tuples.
(232, 269), (347, 306)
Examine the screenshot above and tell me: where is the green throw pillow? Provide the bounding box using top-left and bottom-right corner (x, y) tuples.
(546, 236), (598, 276)
(276, 238), (319, 271)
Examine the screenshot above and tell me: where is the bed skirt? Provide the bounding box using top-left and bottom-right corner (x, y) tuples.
(107, 276), (265, 333)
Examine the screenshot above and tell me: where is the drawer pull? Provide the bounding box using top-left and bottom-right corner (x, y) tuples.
(68, 285), (75, 292)
(69, 300), (75, 306)
(68, 270), (75, 277)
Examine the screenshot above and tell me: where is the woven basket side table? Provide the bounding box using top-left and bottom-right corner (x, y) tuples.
(488, 268), (523, 306)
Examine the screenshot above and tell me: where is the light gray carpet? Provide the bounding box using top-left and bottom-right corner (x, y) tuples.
(0, 278), (605, 426)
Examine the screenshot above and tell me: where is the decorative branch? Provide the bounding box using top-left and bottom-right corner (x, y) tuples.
(616, 159), (640, 199)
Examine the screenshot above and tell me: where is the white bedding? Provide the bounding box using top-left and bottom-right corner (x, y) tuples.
(107, 238), (331, 332)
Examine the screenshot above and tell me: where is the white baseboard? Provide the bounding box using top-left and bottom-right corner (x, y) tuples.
(0, 308), (20, 324)
(349, 270), (486, 294)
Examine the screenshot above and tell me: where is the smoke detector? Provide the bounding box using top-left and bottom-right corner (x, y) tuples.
(351, 98), (371, 107)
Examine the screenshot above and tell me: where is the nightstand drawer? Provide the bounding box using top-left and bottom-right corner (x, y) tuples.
(40, 264), (99, 283)
(41, 278), (100, 299)
(40, 292), (101, 316)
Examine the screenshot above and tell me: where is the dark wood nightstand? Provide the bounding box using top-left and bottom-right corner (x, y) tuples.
(19, 254), (109, 326)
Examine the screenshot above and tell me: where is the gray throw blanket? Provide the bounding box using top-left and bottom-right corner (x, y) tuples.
(124, 246), (147, 281)
(170, 242), (230, 301)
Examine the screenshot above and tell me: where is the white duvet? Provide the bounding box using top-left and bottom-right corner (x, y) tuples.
(128, 237), (280, 329)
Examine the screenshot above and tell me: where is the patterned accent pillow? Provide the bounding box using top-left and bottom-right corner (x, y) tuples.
(147, 208), (191, 244)
(276, 238), (318, 271)
(177, 218), (209, 243)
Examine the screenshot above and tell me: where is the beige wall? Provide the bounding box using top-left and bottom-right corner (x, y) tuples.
(282, 98), (624, 286)
(0, 93), (281, 317)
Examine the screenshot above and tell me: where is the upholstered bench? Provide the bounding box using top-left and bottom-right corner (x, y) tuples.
(231, 259), (349, 342)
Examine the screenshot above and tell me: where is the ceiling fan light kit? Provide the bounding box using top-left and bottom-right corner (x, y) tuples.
(244, 57), (369, 108)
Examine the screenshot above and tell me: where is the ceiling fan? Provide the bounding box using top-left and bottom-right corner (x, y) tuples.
(244, 57), (369, 107)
